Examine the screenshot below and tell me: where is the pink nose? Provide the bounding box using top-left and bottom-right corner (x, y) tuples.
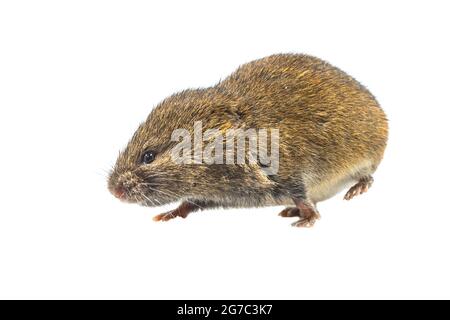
(113, 187), (126, 199)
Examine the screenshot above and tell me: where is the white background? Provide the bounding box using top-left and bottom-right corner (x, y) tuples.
(1, 0), (449, 300)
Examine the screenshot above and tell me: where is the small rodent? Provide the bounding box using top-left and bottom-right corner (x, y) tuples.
(108, 53), (388, 227)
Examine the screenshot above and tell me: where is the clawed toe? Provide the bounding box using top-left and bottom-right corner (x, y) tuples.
(153, 209), (189, 222)
(344, 185), (366, 200)
(278, 207), (300, 217)
(344, 186), (361, 200)
(291, 218), (316, 228)
(152, 202), (196, 222)
(279, 199), (321, 228)
(153, 210), (178, 222)
(344, 176), (373, 200)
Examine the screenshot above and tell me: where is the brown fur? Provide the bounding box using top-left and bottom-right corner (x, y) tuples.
(108, 53), (388, 227)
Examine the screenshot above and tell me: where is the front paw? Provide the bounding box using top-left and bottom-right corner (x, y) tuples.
(153, 210), (178, 222)
(152, 208), (190, 222)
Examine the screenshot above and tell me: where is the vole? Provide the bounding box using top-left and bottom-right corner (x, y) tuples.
(108, 54), (388, 227)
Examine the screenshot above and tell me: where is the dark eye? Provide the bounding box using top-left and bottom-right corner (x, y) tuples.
(141, 150), (156, 164)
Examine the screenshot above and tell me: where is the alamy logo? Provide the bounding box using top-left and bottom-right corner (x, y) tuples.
(170, 121), (280, 175)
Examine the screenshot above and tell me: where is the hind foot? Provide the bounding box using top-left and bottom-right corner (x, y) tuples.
(344, 176), (374, 200)
(292, 200), (321, 228)
(278, 199), (321, 228)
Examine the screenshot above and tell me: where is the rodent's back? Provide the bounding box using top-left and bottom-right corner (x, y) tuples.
(217, 54), (388, 199)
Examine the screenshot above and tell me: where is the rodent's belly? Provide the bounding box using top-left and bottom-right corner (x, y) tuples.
(304, 159), (375, 203)
(205, 194), (293, 208)
(307, 175), (356, 203)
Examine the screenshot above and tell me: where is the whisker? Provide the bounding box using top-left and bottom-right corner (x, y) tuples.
(142, 179), (212, 186)
(143, 185), (203, 210)
(140, 191), (155, 206)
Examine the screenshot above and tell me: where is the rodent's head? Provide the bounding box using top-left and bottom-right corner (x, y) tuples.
(107, 96), (189, 206)
(108, 89), (234, 206)
(108, 121), (174, 206)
